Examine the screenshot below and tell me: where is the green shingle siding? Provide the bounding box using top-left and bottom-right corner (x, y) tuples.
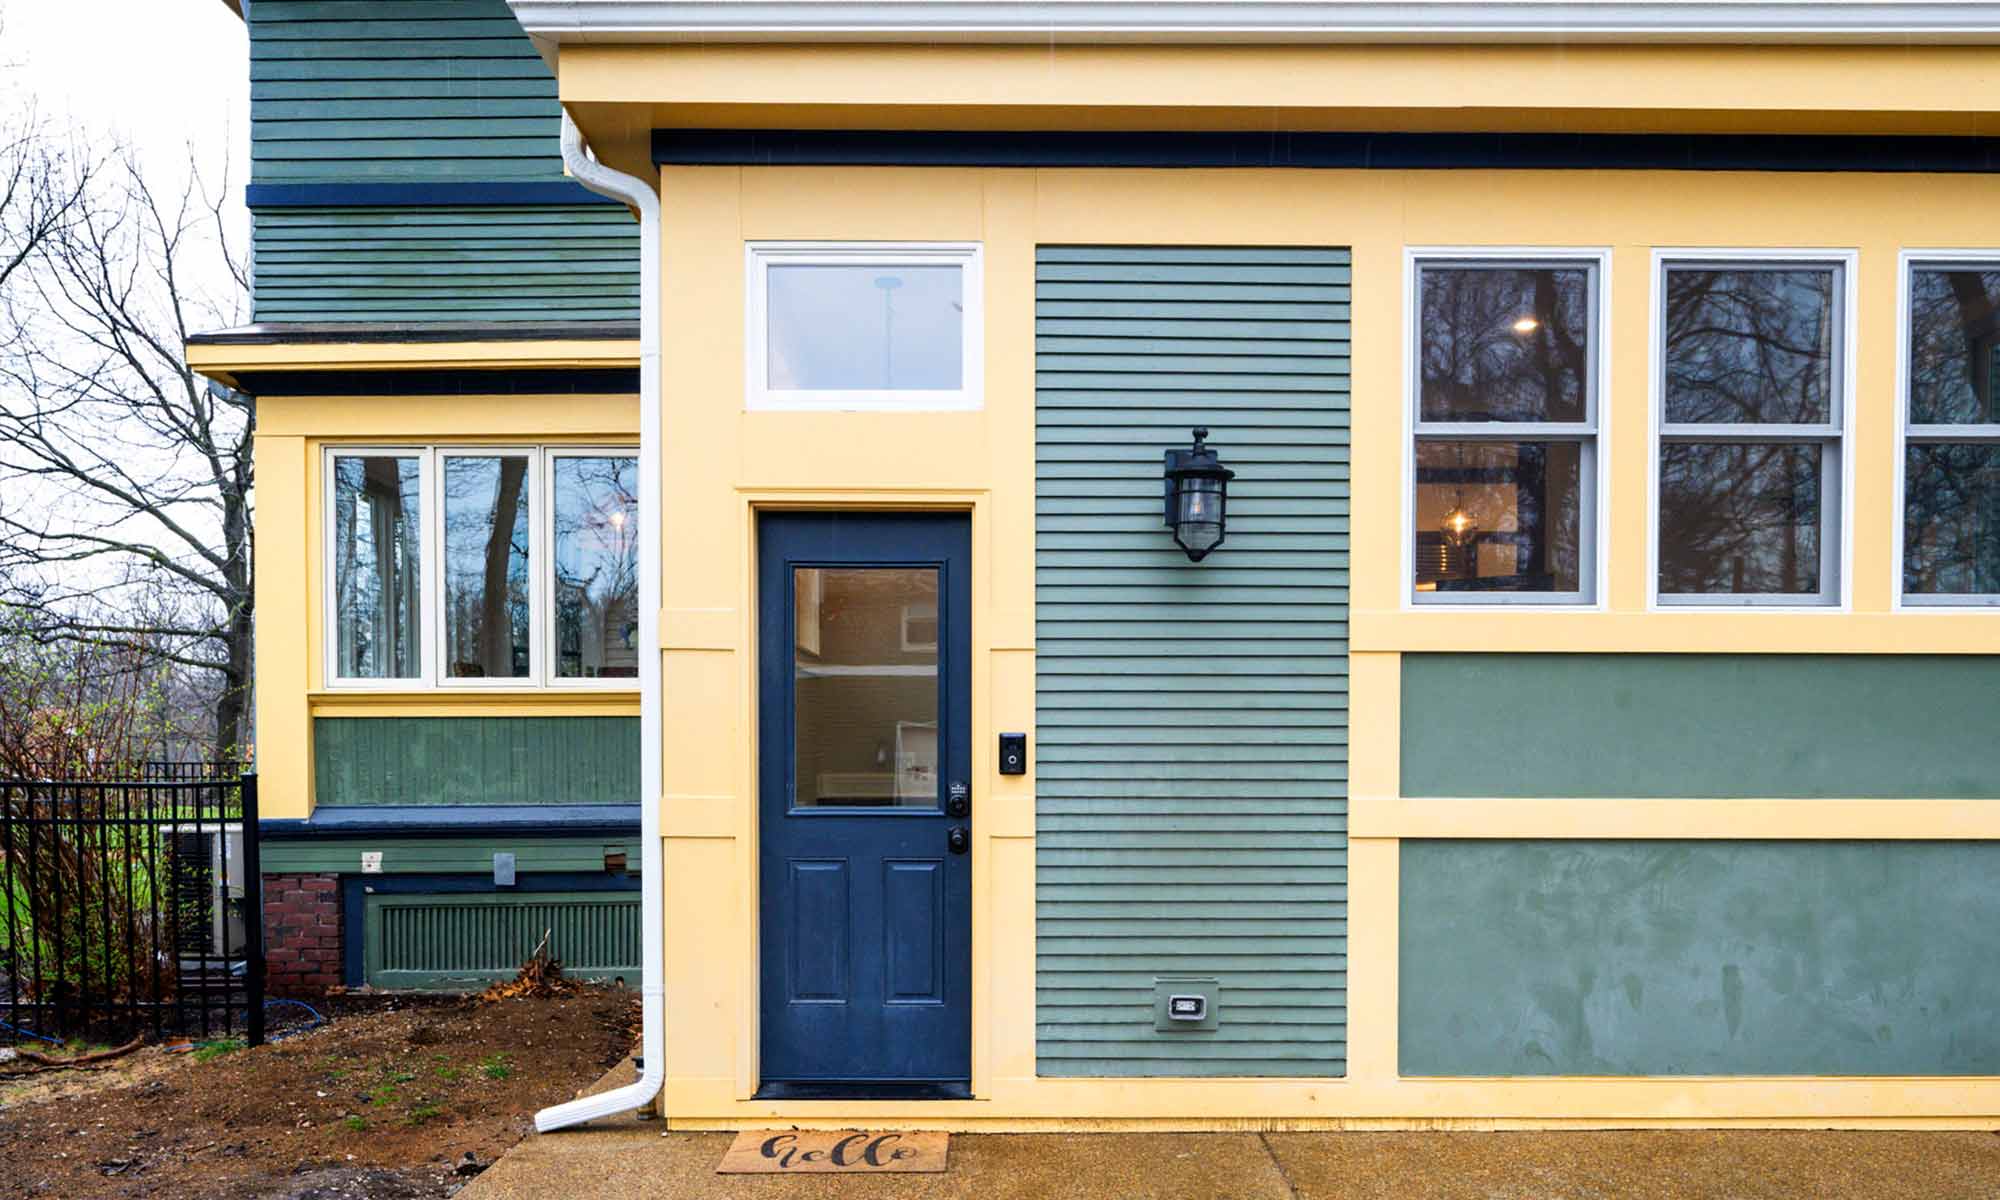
(1400, 840), (2000, 1075)
(1402, 654), (2000, 799)
(312, 716), (639, 806)
(252, 206), (640, 322)
(245, 1), (640, 322)
(1034, 245), (1350, 1078)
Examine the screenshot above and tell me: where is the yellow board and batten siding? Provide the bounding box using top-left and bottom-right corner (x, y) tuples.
(579, 37), (2000, 1129)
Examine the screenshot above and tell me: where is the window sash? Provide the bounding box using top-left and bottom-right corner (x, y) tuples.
(1410, 253), (1603, 606)
(1656, 438), (1842, 606)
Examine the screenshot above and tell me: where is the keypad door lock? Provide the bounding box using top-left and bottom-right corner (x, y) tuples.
(948, 781), (970, 819)
(947, 826), (970, 854)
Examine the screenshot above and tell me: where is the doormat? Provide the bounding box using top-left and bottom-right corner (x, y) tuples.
(718, 1131), (949, 1174)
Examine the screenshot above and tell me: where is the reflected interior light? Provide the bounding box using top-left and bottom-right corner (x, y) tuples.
(1441, 505), (1479, 548)
(607, 509), (628, 531)
(1511, 315), (1541, 335)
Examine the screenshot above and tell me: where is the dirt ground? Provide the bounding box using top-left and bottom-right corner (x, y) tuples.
(0, 987), (638, 1200)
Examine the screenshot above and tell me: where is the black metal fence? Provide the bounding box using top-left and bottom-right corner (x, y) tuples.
(0, 767), (263, 1046)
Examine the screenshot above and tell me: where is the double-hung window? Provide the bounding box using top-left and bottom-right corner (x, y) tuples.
(1654, 256), (1849, 606)
(1410, 255), (1601, 604)
(326, 446), (639, 688)
(1902, 257), (2000, 604)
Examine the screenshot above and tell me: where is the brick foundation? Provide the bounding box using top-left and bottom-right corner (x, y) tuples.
(262, 872), (342, 996)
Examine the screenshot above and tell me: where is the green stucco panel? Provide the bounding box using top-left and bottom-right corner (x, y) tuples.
(260, 835), (641, 876)
(313, 716), (639, 806)
(1400, 840), (2000, 1076)
(1402, 654), (2000, 799)
(1033, 246), (1351, 1078)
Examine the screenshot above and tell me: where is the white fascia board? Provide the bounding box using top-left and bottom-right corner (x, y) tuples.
(508, 2), (2000, 45)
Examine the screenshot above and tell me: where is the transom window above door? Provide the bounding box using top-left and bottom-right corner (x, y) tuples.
(746, 243), (983, 411)
(325, 445), (639, 689)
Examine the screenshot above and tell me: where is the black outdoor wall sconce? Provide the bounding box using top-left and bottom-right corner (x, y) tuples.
(1163, 427), (1235, 562)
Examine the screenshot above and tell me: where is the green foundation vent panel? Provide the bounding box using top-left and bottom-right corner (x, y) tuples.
(362, 891), (640, 991)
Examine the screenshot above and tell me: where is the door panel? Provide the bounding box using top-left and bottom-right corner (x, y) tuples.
(758, 512), (972, 1095)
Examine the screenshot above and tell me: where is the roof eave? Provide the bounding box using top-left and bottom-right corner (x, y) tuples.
(506, 1), (2000, 44)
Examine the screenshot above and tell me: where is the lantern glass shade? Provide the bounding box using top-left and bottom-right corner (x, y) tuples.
(1172, 476), (1227, 559)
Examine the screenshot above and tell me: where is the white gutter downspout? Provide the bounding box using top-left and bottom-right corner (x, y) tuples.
(536, 112), (664, 1133)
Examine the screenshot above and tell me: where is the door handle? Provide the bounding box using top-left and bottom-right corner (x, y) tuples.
(947, 826), (969, 855)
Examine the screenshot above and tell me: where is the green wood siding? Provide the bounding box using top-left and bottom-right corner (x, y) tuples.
(1401, 840), (2000, 1075)
(244, 1), (640, 322)
(252, 206), (640, 322)
(1402, 654), (2000, 799)
(261, 835), (640, 875)
(364, 891), (640, 989)
(313, 717), (639, 806)
(248, 0), (565, 184)
(1033, 245), (1350, 1078)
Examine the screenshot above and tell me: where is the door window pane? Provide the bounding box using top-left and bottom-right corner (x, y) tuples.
(1905, 442), (2000, 595)
(1419, 265), (1591, 423)
(1663, 267), (1836, 425)
(1908, 267), (2000, 425)
(1414, 440), (1584, 593)
(767, 264), (963, 391)
(553, 456), (639, 679)
(1659, 442), (1822, 596)
(331, 455), (421, 679)
(442, 455), (531, 679)
(792, 567), (940, 808)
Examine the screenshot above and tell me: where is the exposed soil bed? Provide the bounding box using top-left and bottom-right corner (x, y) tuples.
(0, 987), (637, 1199)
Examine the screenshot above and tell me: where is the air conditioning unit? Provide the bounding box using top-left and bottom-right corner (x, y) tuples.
(165, 823), (246, 960)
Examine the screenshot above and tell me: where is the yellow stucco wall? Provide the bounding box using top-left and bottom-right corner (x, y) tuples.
(646, 159), (2000, 1130)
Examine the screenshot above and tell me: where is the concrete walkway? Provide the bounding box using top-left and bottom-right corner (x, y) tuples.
(461, 1062), (2000, 1200)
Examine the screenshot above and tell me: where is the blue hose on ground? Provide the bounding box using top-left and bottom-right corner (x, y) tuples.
(0, 1018), (62, 1046)
(263, 998), (326, 1042)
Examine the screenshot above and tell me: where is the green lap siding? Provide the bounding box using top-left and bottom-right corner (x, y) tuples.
(248, 0), (565, 184)
(364, 891), (641, 989)
(252, 206), (640, 322)
(1400, 840), (2000, 1075)
(312, 717), (639, 806)
(1402, 654), (2000, 799)
(244, 1), (640, 322)
(260, 836), (641, 876)
(1034, 245), (1350, 1078)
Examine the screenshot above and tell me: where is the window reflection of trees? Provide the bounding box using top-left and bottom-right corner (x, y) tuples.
(1658, 267), (1837, 599)
(443, 456), (531, 678)
(553, 456), (639, 679)
(332, 456), (420, 678)
(1906, 268), (2000, 597)
(1420, 267), (1588, 423)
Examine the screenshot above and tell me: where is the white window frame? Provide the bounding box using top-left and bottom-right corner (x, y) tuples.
(1895, 250), (2000, 609)
(1402, 247), (1611, 609)
(543, 447), (646, 686)
(745, 241), (984, 412)
(1647, 249), (1856, 611)
(321, 444), (639, 692)
(323, 446), (435, 690)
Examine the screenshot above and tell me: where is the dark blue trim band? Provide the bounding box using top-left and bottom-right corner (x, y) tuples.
(262, 804), (640, 840)
(233, 368), (640, 398)
(653, 129), (2000, 174)
(247, 181), (624, 208)
(338, 871), (642, 988)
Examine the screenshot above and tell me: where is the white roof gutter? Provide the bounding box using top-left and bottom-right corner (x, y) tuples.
(510, 1), (2000, 43)
(534, 113), (664, 1134)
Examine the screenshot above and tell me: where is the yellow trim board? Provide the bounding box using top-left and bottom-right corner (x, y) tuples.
(187, 338), (640, 389)
(1354, 796), (2000, 840)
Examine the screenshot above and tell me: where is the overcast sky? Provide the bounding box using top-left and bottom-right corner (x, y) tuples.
(3, 0), (250, 240)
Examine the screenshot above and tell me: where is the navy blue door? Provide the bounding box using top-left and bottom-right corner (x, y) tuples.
(757, 512), (971, 1097)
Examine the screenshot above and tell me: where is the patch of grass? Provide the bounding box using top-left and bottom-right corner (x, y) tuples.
(365, 1084), (400, 1108)
(478, 1053), (512, 1081)
(342, 1116), (369, 1133)
(434, 1065), (462, 1081)
(191, 1039), (245, 1064)
(388, 1070), (417, 1084)
(404, 1104), (444, 1126)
